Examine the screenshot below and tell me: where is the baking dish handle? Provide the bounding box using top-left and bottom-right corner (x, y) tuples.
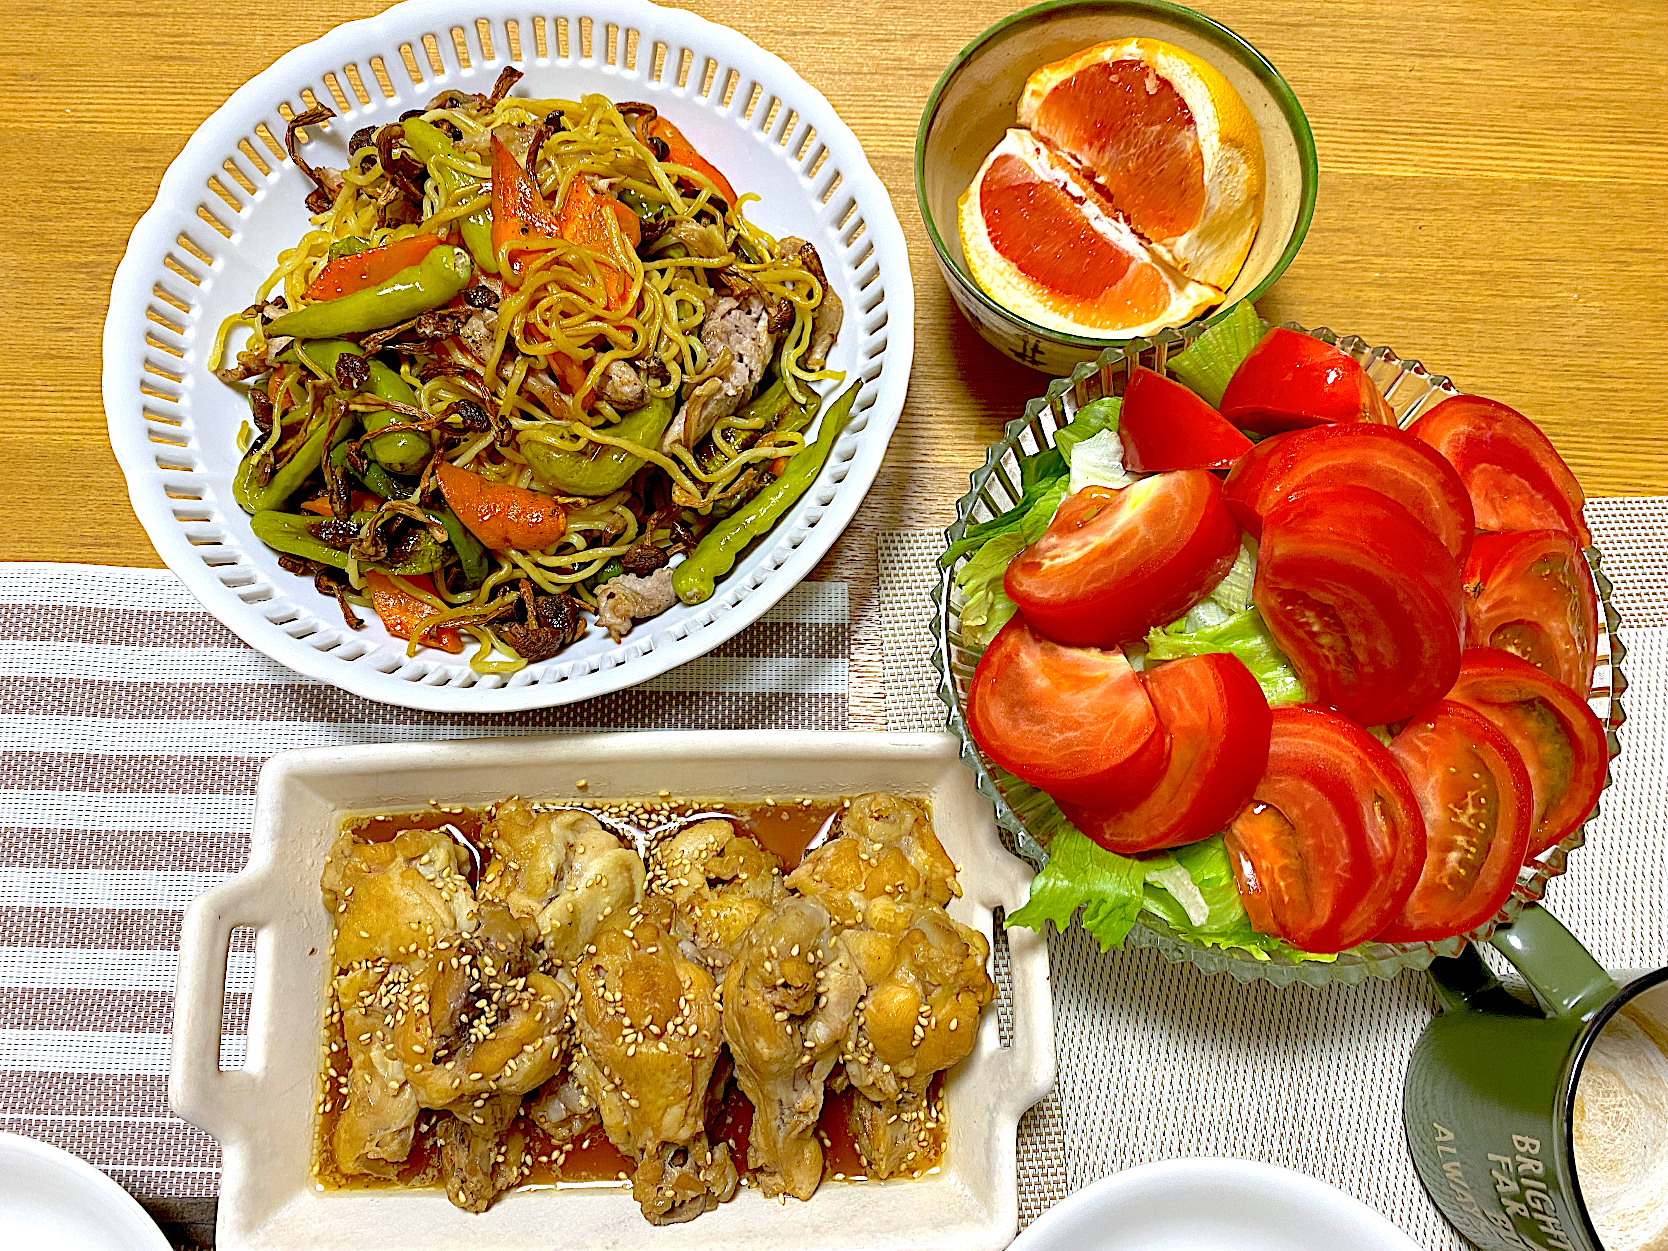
(992, 854), (1057, 1117)
(169, 870), (278, 1139)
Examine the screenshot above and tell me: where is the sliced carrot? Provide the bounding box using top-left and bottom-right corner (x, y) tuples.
(490, 136), (636, 307)
(647, 116), (738, 205)
(434, 460), (568, 552)
(611, 200), (643, 248)
(490, 135), (563, 265)
(303, 234), (444, 301)
(363, 571), (464, 653)
(551, 353), (588, 396)
(555, 176), (636, 308)
(300, 490), (383, 517)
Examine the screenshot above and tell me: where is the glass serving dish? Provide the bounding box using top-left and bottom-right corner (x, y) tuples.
(930, 325), (1628, 987)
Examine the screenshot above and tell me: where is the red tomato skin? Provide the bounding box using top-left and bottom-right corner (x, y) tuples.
(966, 615), (1170, 808)
(1005, 472), (1241, 648)
(1219, 328), (1397, 435)
(1118, 367), (1253, 472)
(1406, 394), (1590, 547)
(1462, 530), (1598, 697)
(1060, 652), (1272, 853)
(1378, 700), (1534, 944)
(1225, 705), (1425, 953)
(1254, 486), (1464, 725)
(1223, 422), (1475, 565)
(1444, 648), (1609, 856)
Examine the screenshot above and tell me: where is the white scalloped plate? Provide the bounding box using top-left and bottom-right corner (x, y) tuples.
(103, 0), (912, 711)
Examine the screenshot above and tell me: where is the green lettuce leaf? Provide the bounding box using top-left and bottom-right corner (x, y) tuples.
(1008, 827), (1148, 950)
(1145, 608), (1307, 705)
(949, 475), (1072, 649)
(1067, 429), (1136, 493)
(1139, 836), (1297, 959)
(1169, 301), (1267, 408)
(940, 472), (1070, 567)
(1008, 822), (1334, 963)
(955, 531), (1025, 648)
(1055, 396), (1122, 465)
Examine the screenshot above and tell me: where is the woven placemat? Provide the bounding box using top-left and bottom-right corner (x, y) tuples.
(878, 497), (1668, 1249)
(0, 568), (849, 1247)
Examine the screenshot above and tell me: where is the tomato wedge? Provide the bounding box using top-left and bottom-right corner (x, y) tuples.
(1118, 367), (1253, 471)
(1223, 423), (1475, 565)
(1444, 648), (1609, 856)
(1005, 472), (1241, 648)
(966, 616), (1169, 808)
(1254, 486), (1463, 725)
(1463, 530), (1598, 696)
(1061, 652), (1271, 853)
(1406, 394), (1590, 547)
(1219, 328), (1396, 435)
(1225, 705), (1425, 953)
(1377, 700), (1533, 944)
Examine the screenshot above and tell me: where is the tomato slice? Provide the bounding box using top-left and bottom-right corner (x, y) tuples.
(1225, 705), (1425, 952)
(1406, 394), (1590, 547)
(1219, 328), (1396, 435)
(1377, 700), (1533, 944)
(1005, 471), (1241, 648)
(1223, 423), (1475, 565)
(1118, 367), (1253, 471)
(1463, 530), (1598, 696)
(1060, 652), (1271, 853)
(1444, 648), (1609, 856)
(966, 615), (1169, 808)
(1254, 486), (1463, 725)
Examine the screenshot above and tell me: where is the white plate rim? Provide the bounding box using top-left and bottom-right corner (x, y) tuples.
(0, 1131), (173, 1251)
(1010, 1157), (1423, 1250)
(101, 0), (914, 713)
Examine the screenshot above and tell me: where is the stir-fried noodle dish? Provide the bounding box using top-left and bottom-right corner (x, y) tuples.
(213, 68), (848, 671)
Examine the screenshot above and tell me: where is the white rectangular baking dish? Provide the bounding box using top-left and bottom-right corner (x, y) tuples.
(170, 731), (1055, 1251)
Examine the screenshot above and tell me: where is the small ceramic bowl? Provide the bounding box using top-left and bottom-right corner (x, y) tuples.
(916, 0), (1316, 374)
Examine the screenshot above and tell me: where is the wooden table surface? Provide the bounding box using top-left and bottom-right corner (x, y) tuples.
(4, 0), (1666, 726)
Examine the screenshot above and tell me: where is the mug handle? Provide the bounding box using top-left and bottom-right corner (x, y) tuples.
(1430, 904), (1617, 1021)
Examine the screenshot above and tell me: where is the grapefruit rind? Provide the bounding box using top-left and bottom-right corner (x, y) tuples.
(1018, 36), (1266, 292)
(958, 128), (1222, 340)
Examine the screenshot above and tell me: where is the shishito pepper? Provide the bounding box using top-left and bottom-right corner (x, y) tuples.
(434, 460), (568, 552)
(671, 382), (859, 605)
(233, 407), (356, 514)
(401, 119), (497, 274)
(249, 510), (445, 575)
(427, 507), (489, 586)
(362, 571), (464, 653)
(329, 440), (405, 500)
(264, 244), (472, 339)
(292, 340), (431, 474)
(520, 394), (675, 496)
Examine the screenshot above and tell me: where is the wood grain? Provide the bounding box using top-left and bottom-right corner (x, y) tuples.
(3, 0), (1665, 726)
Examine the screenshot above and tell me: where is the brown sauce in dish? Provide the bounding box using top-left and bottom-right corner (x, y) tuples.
(315, 796), (950, 1198)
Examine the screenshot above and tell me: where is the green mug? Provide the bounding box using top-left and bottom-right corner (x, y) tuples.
(1403, 904), (1668, 1251)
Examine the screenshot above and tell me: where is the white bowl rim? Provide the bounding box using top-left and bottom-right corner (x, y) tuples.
(102, 0), (914, 712)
